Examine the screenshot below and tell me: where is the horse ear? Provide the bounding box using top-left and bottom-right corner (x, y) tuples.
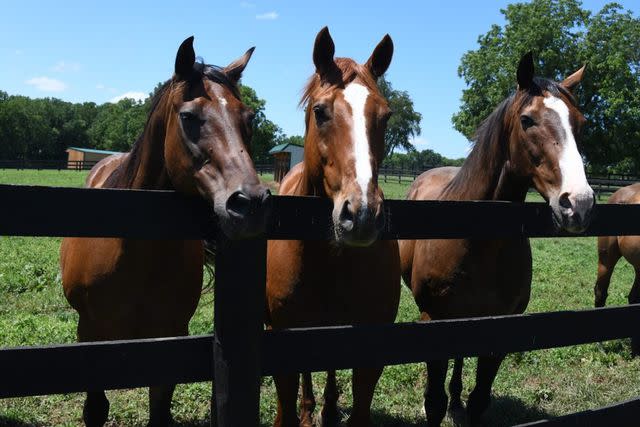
(175, 36), (196, 80)
(561, 64), (586, 92)
(517, 51), (535, 90)
(224, 47), (255, 85)
(366, 34), (393, 79)
(313, 27), (336, 79)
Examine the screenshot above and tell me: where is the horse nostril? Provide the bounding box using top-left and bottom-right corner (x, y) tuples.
(226, 191), (252, 218)
(339, 200), (355, 231)
(559, 192), (573, 210)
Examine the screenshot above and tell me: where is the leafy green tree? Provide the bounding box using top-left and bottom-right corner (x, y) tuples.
(378, 76), (422, 157)
(87, 99), (147, 152)
(240, 85), (284, 162)
(453, 0), (640, 172)
(280, 135), (304, 146)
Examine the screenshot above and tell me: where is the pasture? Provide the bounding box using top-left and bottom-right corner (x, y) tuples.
(0, 169), (639, 426)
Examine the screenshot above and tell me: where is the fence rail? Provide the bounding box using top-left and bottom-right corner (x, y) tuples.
(1, 184), (640, 425)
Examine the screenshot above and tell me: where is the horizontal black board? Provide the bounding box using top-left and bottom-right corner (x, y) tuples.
(3, 185), (640, 239)
(1, 304), (639, 397)
(515, 396), (640, 426)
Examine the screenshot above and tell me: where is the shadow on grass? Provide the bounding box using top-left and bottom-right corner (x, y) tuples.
(482, 395), (553, 426)
(0, 416), (42, 427)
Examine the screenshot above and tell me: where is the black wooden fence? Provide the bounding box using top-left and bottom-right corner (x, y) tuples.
(1, 184), (640, 425)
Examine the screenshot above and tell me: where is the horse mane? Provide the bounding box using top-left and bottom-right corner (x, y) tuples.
(105, 60), (240, 189)
(442, 77), (576, 199)
(299, 58), (379, 108)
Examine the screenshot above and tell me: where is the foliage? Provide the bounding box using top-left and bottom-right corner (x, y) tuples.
(378, 76), (422, 157)
(240, 85), (285, 163)
(383, 149), (465, 169)
(0, 82), (288, 163)
(280, 134), (304, 147)
(453, 0), (640, 172)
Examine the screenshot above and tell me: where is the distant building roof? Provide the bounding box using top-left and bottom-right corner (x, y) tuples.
(67, 147), (122, 155)
(268, 143), (304, 155)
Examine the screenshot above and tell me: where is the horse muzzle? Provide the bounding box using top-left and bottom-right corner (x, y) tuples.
(334, 198), (385, 247)
(550, 189), (595, 234)
(221, 185), (272, 239)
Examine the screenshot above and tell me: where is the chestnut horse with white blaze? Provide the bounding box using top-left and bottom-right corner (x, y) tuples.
(266, 27), (400, 427)
(399, 53), (595, 426)
(60, 37), (270, 427)
(594, 183), (640, 355)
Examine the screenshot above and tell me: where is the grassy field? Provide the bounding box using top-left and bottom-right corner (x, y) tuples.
(0, 169), (638, 426)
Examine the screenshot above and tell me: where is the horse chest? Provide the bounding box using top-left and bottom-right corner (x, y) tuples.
(414, 238), (532, 318)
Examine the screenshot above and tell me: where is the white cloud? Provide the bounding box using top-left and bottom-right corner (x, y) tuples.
(240, 1), (255, 8)
(110, 91), (147, 103)
(256, 11), (278, 20)
(52, 61), (81, 72)
(411, 136), (430, 150)
(25, 76), (67, 92)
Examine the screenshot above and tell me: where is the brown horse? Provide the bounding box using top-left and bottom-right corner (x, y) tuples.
(594, 183), (640, 354)
(266, 27), (399, 427)
(60, 37), (270, 427)
(399, 53), (595, 426)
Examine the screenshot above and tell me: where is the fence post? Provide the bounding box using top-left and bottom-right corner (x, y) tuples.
(212, 237), (266, 426)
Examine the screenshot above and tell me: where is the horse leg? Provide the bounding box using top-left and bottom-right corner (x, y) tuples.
(347, 367), (383, 427)
(299, 372), (316, 427)
(320, 369), (340, 426)
(148, 385), (176, 427)
(273, 374), (300, 427)
(424, 360), (448, 427)
(628, 268), (640, 356)
(78, 315), (110, 427)
(466, 354), (505, 426)
(595, 236), (621, 307)
(448, 358), (467, 426)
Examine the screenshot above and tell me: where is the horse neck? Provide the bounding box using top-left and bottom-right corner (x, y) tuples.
(122, 98), (173, 190)
(444, 127), (529, 203)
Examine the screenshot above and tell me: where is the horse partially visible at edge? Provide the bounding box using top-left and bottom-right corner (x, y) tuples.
(60, 37), (270, 427)
(594, 183), (640, 355)
(399, 53), (595, 426)
(266, 27), (400, 427)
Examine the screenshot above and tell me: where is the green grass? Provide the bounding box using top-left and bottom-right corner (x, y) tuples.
(1, 170), (639, 426)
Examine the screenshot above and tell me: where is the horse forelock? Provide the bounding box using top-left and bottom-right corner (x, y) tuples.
(300, 58), (380, 109)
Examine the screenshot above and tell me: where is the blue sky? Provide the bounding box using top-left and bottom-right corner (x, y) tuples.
(0, 0), (629, 158)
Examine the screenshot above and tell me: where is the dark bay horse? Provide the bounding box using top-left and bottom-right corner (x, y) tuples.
(594, 183), (640, 354)
(60, 37), (270, 427)
(399, 53), (595, 426)
(266, 27), (399, 427)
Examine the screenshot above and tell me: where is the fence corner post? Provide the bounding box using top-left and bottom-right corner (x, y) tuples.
(212, 237), (267, 426)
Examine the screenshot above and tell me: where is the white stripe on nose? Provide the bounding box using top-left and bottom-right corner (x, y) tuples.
(343, 83), (372, 204)
(543, 96), (591, 198)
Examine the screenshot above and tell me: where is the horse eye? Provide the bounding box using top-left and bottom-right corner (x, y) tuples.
(520, 115), (535, 130)
(179, 111), (199, 122)
(313, 104), (330, 125)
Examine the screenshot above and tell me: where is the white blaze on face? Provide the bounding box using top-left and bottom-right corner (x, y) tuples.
(217, 96), (228, 107)
(343, 83), (372, 204)
(543, 95), (591, 197)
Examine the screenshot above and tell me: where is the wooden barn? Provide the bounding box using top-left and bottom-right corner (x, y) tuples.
(66, 147), (121, 170)
(268, 143), (304, 182)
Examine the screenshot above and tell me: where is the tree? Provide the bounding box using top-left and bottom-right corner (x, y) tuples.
(239, 85), (284, 163)
(280, 135), (304, 146)
(378, 76), (422, 158)
(87, 98), (147, 152)
(453, 0), (640, 172)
